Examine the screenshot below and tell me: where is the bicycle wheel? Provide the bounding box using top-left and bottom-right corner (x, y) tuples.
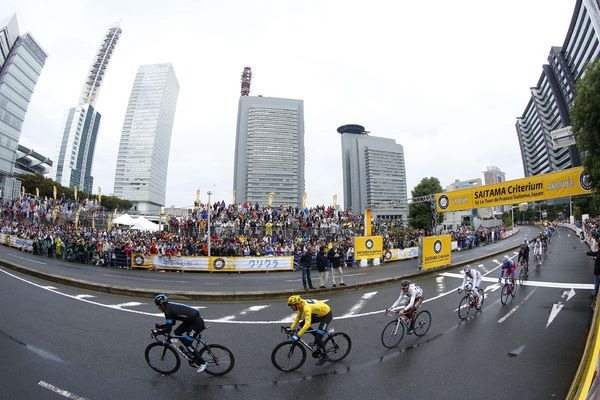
(323, 332), (351, 362)
(457, 296), (471, 320)
(518, 269), (525, 285)
(413, 310), (431, 337)
(501, 284), (510, 305)
(271, 341), (306, 372)
(145, 342), (180, 375)
(511, 281), (518, 297)
(199, 344), (235, 376)
(381, 319), (405, 348)
(475, 289), (485, 310)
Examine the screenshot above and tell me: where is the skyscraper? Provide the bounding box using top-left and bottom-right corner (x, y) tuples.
(113, 64), (179, 214)
(233, 95), (305, 207)
(339, 124), (407, 219)
(0, 14), (47, 200)
(516, 0), (600, 176)
(51, 22), (121, 193)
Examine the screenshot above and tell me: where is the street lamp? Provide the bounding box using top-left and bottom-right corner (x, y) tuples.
(207, 191), (212, 257)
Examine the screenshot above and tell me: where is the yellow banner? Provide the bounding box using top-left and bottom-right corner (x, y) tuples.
(422, 235), (452, 270)
(364, 209), (372, 236)
(354, 235), (383, 260)
(435, 167), (592, 212)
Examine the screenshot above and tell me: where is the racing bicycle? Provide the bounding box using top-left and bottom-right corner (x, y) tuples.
(271, 326), (351, 372)
(457, 284), (484, 320)
(145, 326), (234, 376)
(500, 275), (517, 305)
(381, 307), (432, 349)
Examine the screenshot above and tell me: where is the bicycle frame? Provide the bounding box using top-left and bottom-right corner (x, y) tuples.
(150, 330), (208, 359)
(281, 326), (333, 352)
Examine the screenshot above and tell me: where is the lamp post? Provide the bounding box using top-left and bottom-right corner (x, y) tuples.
(207, 191), (212, 257)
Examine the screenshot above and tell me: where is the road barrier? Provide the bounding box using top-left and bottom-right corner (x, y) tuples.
(566, 296), (600, 399)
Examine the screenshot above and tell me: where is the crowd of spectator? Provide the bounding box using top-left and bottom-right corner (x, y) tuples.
(0, 195), (510, 269)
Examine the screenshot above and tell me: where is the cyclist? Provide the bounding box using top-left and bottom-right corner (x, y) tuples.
(154, 294), (207, 371)
(287, 295), (332, 366)
(517, 240), (529, 271)
(458, 265), (482, 305)
(386, 280), (424, 334)
(533, 238), (543, 266)
(498, 256), (516, 284)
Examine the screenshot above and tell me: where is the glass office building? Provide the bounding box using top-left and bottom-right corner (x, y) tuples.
(233, 96), (305, 207)
(113, 64), (179, 214)
(51, 23), (121, 193)
(516, 0), (600, 176)
(0, 14), (47, 200)
(339, 125), (407, 219)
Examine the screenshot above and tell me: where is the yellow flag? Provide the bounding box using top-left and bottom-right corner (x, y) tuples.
(302, 192), (307, 209)
(98, 187), (102, 205)
(268, 192), (275, 207)
(74, 186), (78, 202)
(75, 209), (80, 229)
(53, 186), (57, 200)
(35, 187), (39, 197)
(333, 194), (337, 209)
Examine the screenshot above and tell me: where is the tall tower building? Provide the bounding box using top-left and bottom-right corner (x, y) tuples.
(113, 64), (179, 214)
(516, 0), (600, 176)
(339, 124), (407, 219)
(51, 22), (121, 193)
(233, 95), (305, 207)
(0, 14), (47, 200)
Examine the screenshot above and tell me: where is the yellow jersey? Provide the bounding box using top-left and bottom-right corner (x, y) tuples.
(290, 299), (331, 336)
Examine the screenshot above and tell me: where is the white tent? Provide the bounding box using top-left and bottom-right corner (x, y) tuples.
(130, 216), (160, 232)
(112, 213), (137, 226)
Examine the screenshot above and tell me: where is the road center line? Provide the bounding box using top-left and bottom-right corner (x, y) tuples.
(497, 288), (538, 324)
(38, 380), (88, 400)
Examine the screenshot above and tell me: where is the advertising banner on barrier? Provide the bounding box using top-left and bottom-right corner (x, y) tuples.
(131, 253), (154, 269)
(435, 167), (592, 212)
(354, 235), (383, 260)
(153, 255), (210, 270)
(384, 247), (419, 262)
(422, 235), (452, 270)
(0, 234), (33, 252)
(209, 256), (294, 272)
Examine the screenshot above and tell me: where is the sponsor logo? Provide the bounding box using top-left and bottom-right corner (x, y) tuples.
(433, 240), (442, 254)
(213, 258), (226, 270)
(580, 171), (593, 191)
(365, 239), (374, 249)
(438, 195), (449, 210)
(134, 255), (145, 266)
(385, 251), (392, 259)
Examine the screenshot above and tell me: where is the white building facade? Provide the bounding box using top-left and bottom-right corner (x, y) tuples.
(113, 64), (179, 214)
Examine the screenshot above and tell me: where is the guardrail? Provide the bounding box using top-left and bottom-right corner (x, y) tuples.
(566, 296), (600, 399)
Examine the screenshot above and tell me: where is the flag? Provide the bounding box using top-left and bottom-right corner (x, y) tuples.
(53, 186), (57, 200)
(74, 186), (78, 202)
(35, 187), (39, 197)
(333, 194), (337, 209)
(302, 192), (307, 209)
(268, 192), (275, 207)
(98, 187), (102, 205)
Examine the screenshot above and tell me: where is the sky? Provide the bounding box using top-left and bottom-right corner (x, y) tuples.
(5, 0), (576, 209)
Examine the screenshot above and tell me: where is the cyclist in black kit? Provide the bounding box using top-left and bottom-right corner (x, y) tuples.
(154, 294), (206, 370)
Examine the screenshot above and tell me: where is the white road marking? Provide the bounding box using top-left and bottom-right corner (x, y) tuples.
(74, 294), (95, 299)
(240, 305), (270, 315)
(497, 288), (538, 324)
(341, 291), (377, 317)
(9, 254), (46, 264)
(547, 302), (564, 328)
(112, 302), (143, 308)
(38, 381), (88, 400)
(41, 286), (57, 290)
(562, 288), (576, 301)
(103, 273), (189, 283)
(440, 272), (594, 289)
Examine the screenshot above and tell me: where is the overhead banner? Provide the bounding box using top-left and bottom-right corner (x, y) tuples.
(422, 235), (452, 270)
(435, 167), (592, 212)
(354, 235), (383, 260)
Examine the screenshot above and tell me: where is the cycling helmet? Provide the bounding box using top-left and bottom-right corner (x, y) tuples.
(523, 240), (528, 245)
(463, 265), (471, 274)
(287, 295), (303, 306)
(400, 280), (410, 290)
(502, 255), (509, 264)
(154, 293), (168, 306)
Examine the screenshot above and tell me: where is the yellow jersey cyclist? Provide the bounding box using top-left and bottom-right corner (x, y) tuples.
(287, 295), (332, 366)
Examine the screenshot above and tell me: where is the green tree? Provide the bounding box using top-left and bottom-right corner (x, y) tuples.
(408, 177), (444, 232)
(571, 58), (600, 195)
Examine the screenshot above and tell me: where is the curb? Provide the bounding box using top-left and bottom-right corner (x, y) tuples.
(0, 238), (530, 301)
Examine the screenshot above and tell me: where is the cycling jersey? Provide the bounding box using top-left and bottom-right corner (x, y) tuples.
(533, 241), (543, 256)
(461, 269), (482, 290)
(291, 299), (331, 336)
(391, 284), (423, 312)
(499, 259), (516, 280)
(158, 302), (205, 350)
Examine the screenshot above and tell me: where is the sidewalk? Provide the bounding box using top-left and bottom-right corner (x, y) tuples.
(0, 226), (539, 300)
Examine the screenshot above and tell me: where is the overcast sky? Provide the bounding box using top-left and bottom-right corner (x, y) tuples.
(6, 0), (575, 208)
